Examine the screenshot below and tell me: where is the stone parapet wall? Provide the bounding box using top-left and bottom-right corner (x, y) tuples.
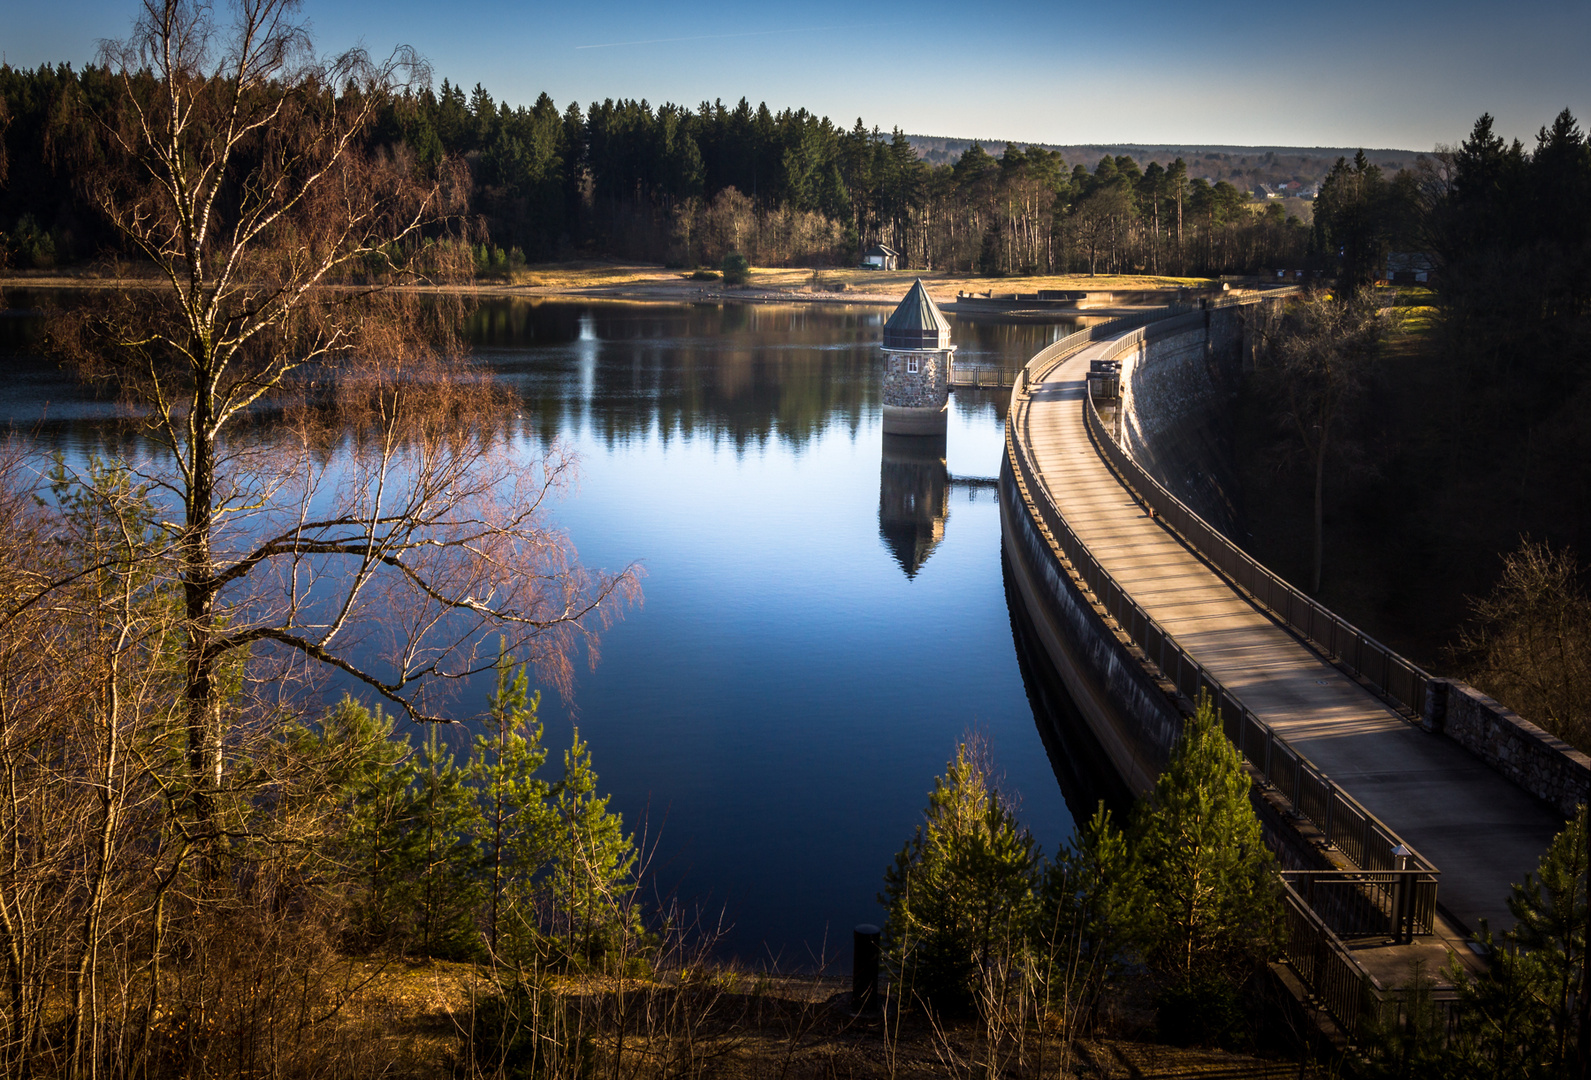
(1424, 679), (1591, 818)
(1116, 314), (1243, 538)
(1119, 325), (1209, 449)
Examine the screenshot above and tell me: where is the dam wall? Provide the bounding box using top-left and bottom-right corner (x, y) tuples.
(998, 307), (1334, 874)
(999, 293), (1588, 1038)
(1116, 308), (1250, 538)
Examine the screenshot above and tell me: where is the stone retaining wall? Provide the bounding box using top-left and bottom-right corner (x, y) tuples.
(1117, 313), (1244, 538)
(1424, 679), (1591, 818)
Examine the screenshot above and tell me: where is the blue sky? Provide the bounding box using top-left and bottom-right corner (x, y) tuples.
(8, 0), (1588, 151)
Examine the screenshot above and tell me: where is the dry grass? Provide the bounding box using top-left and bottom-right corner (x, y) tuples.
(329, 960), (1315, 1080)
(477, 262), (1214, 306)
(739, 267), (1209, 295)
(2, 261), (1212, 305)
(502, 262), (688, 290)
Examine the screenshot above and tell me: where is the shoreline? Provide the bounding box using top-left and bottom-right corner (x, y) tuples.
(0, 263), (1214, 310)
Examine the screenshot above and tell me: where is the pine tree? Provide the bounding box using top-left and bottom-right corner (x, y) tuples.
(471, 647), (554, 962)
(1441, 807), (1587, 1079)
(291, 697), (423, 945)
(1037, 802), (1139, 1022)
(880, 740), (1039, 1016)
(549, 728), (639, 967)
(1509, 805), (1589, 1073)
(1129, 692), (1278, 1043)
(413, 726), (486, 959)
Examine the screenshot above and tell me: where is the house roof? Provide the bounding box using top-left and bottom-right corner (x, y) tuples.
(1386, 251), (1435, 273)
(866, 244), (900, 258)
(883, 279), (953, 351)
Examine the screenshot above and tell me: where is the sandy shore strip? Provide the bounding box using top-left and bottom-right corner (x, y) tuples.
(0, 263), (1214, 308)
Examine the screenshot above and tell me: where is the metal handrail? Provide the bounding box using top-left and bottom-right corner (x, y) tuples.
(1018, 304), (1197, 388)
(946, 364), (1018, 389)
(1280, 884), (1377, 1036)
(1279, 881), (1458, 1039)
(1207, 284), (1301, 309)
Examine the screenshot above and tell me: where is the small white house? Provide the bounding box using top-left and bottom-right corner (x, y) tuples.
(862, 244), (900, 270)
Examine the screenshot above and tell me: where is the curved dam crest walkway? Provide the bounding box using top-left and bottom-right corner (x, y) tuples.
(1017, 332), (1563, 936)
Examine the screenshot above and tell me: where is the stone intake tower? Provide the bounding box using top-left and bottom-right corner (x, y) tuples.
(880, 279), (954, 435)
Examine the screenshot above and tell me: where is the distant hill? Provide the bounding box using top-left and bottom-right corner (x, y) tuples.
(904, 136), (1425, 197)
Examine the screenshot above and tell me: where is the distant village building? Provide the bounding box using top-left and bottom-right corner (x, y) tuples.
(1385, 252), (1435, 285)
(880, 279), (954, 435)
(862, 244), (900, 270)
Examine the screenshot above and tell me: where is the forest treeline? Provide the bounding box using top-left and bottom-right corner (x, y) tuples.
(1238, 108), (1591, 754)
(0, 63), (1310, 276)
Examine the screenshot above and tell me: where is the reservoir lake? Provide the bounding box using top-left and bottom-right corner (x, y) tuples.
(0, 296), (1079, 967)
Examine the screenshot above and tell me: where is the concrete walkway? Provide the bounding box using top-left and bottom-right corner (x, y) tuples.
(1018, 341), (1565, 935)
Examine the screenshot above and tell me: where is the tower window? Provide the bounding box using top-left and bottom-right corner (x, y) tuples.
(906, 357), (920, 374)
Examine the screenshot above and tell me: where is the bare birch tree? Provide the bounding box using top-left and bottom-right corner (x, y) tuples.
(51, 0), (639, 837)
(1458, 539), (1591, 750)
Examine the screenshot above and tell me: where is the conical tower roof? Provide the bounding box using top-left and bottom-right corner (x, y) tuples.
(882, 279), (953, 351)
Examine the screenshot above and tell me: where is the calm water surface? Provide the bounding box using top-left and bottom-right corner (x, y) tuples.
(0, 296), (1079, 966)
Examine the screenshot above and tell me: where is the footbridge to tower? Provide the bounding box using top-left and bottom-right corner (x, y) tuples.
(1000, 295), (1581, 1040)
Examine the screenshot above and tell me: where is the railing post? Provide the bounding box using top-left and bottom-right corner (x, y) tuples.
(852, 923), (881, 1012)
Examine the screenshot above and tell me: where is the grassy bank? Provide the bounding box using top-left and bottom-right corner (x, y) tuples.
(0, 261), (1213, 305)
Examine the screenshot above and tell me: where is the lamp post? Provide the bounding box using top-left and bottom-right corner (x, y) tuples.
(1391, 844), (1413, 946)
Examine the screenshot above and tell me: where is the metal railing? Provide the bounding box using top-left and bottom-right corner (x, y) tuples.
(1017, 305), (1197, 389)
(1283, 869), (1438, 942)
(1206, 284), (1301, 309)
(1280, 885), (1378, 1037)
(1087, 322), (1431, 720)
(1005, 368), (1435, 884)
(1014, 288), (1300, 388)
(1075, 335), (1435, 877)
(946, 364), (1018, 388)
(1280, 884), (1457, 1040)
